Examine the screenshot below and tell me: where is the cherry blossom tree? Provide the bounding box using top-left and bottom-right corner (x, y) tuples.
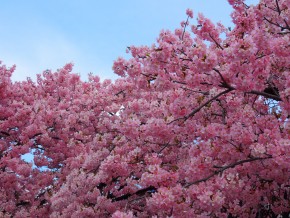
(1, 0), (289, 217)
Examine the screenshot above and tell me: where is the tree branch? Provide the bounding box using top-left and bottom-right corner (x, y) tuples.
(247, 90), (281, 101)
(209, 34), (224, 50)
(212, 68), (232, 89)
(168, 88), (232, 124)
(185, 88), (232, 120)
(275, 0), (281, 15)
(184, 156), (272, 188)
(181, 17), (190, 40)
(111, 186), (157, 202)
(212, 68), (282, 101)
(264, 16), (290, 32)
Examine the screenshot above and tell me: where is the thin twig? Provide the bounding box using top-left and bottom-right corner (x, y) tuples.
(181, 17), (190, 40)
(209, 34), (224, 50)
(157, 143), (170, 154)
(184, 156), (272, 188)
(275, 0), (281, 15)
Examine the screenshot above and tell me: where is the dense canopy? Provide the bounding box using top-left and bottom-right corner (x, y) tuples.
(0, 0), (289, 217)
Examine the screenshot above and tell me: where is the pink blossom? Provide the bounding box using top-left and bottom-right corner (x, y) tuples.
(112, 211), (134, 218)
(186, 8), (193, 18)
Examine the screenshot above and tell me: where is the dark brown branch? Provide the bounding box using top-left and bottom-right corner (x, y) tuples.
(0, 131), (10, 137)
(185, 89), (232, 120)
(157, 143), (170, 154)
(212, 68), (231, 89)
(112, 186), (157, 202)
(247, 90), (281, 101)
(115, 90), (125, 96)
(264, 16), (290, 32)
(200, 82), (213, 86)
(184, 156), (272, 188)
(168, 88), (232, 124)
(275, 0), (281, 15)
(30, 133), (42, 139)
(213, 68), (281, 101)
(180, 58), (193, 61)
(16, 201), (30, 207)
(35, 146), (45, 151)
(209, 34), (224, 50)
(172, 80), (187, 85)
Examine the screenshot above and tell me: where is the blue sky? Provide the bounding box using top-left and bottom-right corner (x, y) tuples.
(1, 0), (259, 82)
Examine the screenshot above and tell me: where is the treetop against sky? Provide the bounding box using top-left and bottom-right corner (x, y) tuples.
(1, 0), (258, 82)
